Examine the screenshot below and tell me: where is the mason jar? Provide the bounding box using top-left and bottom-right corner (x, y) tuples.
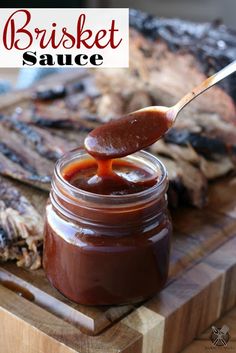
(43, 149), (172, 305)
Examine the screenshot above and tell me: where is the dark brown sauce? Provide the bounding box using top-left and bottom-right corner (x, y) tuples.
(72, 108), (171, 195)
(84, 108), (171, 160)
(44, 220), (171, 305)
(63, 158), (158, 195)
(43, 107), (172, 305)
(0, 280), (35, 301)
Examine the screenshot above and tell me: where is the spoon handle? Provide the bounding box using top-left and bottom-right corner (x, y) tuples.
(173, 60), (236, 115)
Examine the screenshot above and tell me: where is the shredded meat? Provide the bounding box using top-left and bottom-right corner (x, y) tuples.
(0, 178), (43, 269)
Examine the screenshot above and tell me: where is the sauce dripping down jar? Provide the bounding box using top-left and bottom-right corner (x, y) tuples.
(43, 149), (172, 305)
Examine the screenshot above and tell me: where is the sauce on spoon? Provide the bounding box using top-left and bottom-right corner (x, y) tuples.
(85, 60), (236, 161)
(84, 107), (172, 160)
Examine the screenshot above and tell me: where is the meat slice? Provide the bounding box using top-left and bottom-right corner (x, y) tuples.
(0, 151), (51, 191)
(130, 10), (236, 101)
(0, 116), (76, 161)
(151, 140), (208, 207)
(0, 125), (53, 190)
(151, 140), (234, 181)
(152, 151), (208, 208)
(0, 177), (43, 269)
(164, 128), (227, 157)
(151, 139), (200, 164)
(33, 85), (67, 101)
(199, 156), (234, 180)
(96, 93), (124, 122)
(126, 91), (153, 113)
(14, 103), (101, 131)
(95, 28), (236, 124)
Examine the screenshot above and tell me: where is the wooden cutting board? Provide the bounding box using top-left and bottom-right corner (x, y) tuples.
(0, 72), (236, 353)
(1, 177), (236, 353)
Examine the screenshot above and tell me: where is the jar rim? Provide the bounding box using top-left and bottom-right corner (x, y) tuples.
(54, 148), (168, 206)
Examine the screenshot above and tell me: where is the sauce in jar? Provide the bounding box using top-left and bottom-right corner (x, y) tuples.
(62, 158), (158, 195)
(43, 149), (172, 305)
(44, 97), (173, 306)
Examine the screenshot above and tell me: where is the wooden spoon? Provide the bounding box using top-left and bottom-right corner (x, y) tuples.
(85, 61), (236, 160)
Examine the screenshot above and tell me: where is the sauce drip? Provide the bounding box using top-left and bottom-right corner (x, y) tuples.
(67, 108), (170, 194)
(63, 158), (158, 195)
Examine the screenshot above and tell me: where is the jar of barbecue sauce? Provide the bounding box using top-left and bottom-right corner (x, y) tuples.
(43, 149), (172, 305)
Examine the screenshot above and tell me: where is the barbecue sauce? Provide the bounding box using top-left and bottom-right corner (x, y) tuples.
(63, 108), (170, 196)
(84, 108), (172, 160)
(62, 158), (158, 195)
(44, 107), (172, 305)
(43, 149), (172, 305)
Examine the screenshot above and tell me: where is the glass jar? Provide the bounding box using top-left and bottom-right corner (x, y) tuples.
(43, 149), (172, 305)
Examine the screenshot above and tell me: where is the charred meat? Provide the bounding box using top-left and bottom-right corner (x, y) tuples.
(0, 16), (235, 209)
(129, 10), (236, 101)
(0, 178), (43, 269)
(33, 85), (67, 101)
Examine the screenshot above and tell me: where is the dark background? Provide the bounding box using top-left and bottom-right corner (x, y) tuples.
(2, 1), (235, 29)
(1, 1), (87, 7)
